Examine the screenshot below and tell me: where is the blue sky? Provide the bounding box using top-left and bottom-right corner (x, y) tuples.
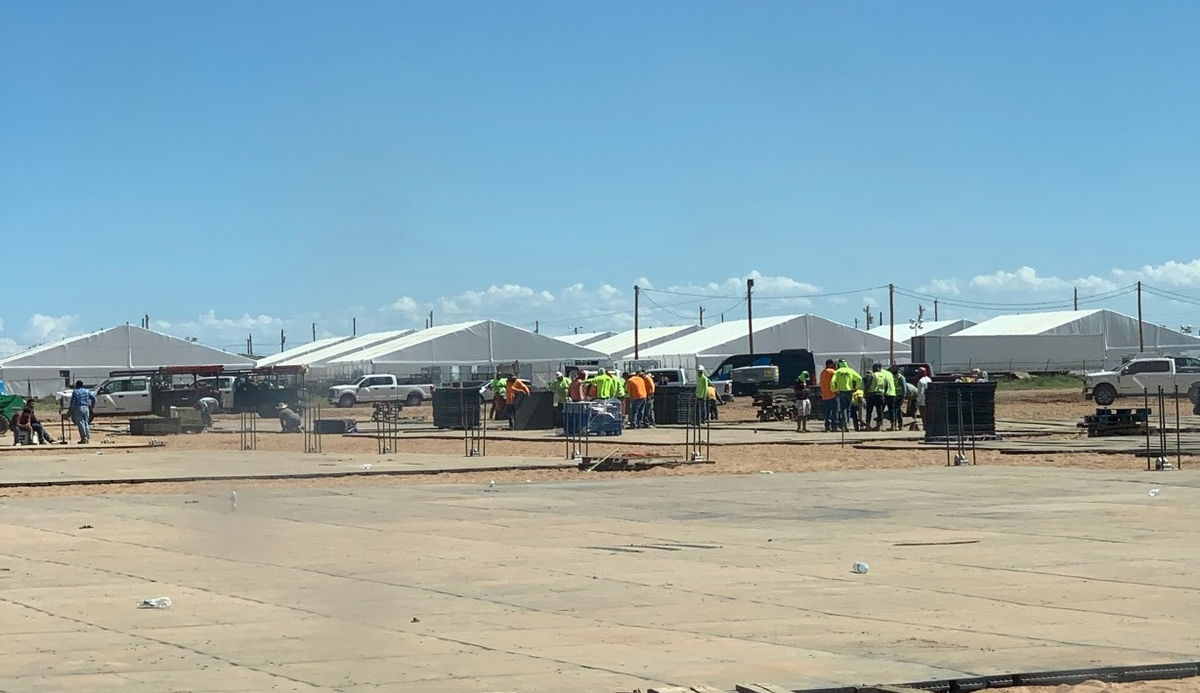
(3, 1), (1199, 354)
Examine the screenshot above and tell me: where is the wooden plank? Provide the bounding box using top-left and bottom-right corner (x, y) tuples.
(734, 684), (794, 693)
(690, 686), (730, 693)
(648, 687), (697, 693)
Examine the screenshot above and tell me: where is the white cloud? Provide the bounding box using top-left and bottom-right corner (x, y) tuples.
(1115, 259), (1200, 288)
(0, 337), (22, 357)
(27, 314), (78, 342)
(388, 296), (424, 320)
(969, 266), (1115, 293)
(917, 278), (961, 296)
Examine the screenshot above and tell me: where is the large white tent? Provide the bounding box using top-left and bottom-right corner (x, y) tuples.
(331, 320), (607, 386)
(583, 325), (702, 358)
(867, 319), (975, 344)
(271, 329), (414, 377)
(913, 309), (1200, 373)
(256, 335), (356, 367)
(0, 325), (253, 397)
(633, 314), (908, 372)
(555, 331), (615, 346)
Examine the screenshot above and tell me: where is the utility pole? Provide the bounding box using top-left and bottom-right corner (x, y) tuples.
(633, 285), (641, 359)
(1074, 286), (1078, 311)
(888, 283), (895, 362)
(574, 326), (580, 335)
(279, 329), (285, 353)
(247, 333), (253, 356)
(854, 318), (859, 329)
(863, 304), (872, 330)
(746, 278), (755, 355)
(428, 310), (434, 329)
(699, 306), (705, 327)
(352, 317), (357, 336)
(312, 322), (317, 341)
(933, 299), (938, 321)
(1137, 281), (1144, 351)
(534, 320), (539, 334)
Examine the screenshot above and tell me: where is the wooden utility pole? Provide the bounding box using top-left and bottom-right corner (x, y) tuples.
(428, 310), (434, 328)
(933, 299), (938, 321)
(634, 285), (640, 359)
(863, 304), (872, 329)
(1137, 281), (1145, 351)
(247, 333), (253, 355)
(534, 320), (539, 334)
(312, 323), (316, 341)
(747, 278), (756, 355)
(888, 283), (895, 362)
(1073, 286), (1078, 311)
(699, 306), (705, 327)
(279, 329), (285, 353)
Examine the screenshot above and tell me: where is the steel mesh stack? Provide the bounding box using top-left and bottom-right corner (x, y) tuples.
(433, 388), (482, 429)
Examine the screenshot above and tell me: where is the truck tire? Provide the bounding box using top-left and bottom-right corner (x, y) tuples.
(0, 415), (8, 435)
(338, 393), (356, 408)
(1092, 383), (1117, 406)
(1189, 383), (1200, 406)
(405, 392), (423, 407)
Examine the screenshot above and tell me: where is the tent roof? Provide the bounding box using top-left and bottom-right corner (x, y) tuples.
(636, 314), (902, 359)
(332, 320), (606, 364)
(257, 335), (356, 367)
(584, 325), (701, 357)
(953, 310), (1103, 336)
(867, 319), (976, 342)
(555, 331), (615, 346)
(0, 325), (253, 368)
(275, 330), (413, 366)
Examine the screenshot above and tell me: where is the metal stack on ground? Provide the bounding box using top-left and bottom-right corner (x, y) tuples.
(1082, 407), (1149, 437)
(239, 410), (257, 451)
(458, 388), (486, 457)
(302, 402), (322, 453)
(753, 388), (795, 421)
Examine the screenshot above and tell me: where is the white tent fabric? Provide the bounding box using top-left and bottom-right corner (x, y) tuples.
(583, 325), (701, 358)
(916, 310), (1200, 372)
(634, 314), (908, 372)
(555, 331), (615, 346)
(332, 320), (607, 385)
(0, 325), (253, 397)
(867, 319), (975, 344)
(272, 330), (413, 376)
(256, 335), (356, 367)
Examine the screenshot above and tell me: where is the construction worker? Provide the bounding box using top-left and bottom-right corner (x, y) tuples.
(873, 365), (897, 431)
(488, 374), (507, 420)
(549, 371), (570, 427)
(586, 369), (617, 399)
(639, 370), (656, 427)
(568, 370), (588, 402)
(625, 371), (648, 428)
(819, 360), (837, 432)
(694, 365), (711, 422)
(831, 359), (862, 432)
(504, 374), (530, 429)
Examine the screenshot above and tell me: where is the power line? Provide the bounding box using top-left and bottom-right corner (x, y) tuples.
(894, 284), (1137, 310)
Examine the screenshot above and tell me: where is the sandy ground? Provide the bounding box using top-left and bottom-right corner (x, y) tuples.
(0, 388), (1143, 499)
(1011, 679), (1200, 693)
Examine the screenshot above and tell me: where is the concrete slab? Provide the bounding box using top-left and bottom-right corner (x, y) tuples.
(3, 467), (1200, 691)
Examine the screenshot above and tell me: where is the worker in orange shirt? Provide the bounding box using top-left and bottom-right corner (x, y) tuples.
(568, 370), (588, 402)
(625, 371), (648, 428)
(505, 374), (531, 429)
(639, 370), (656, 427)
(819, 359), (838, 432)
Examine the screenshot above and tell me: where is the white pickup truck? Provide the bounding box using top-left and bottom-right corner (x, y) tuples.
(1083, 356), (1200, 407)
(57, 376), (153, 415)
(328, 375), (434, 408)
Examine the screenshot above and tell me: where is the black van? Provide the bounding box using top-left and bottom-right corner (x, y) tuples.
(710, 349), (818, 396)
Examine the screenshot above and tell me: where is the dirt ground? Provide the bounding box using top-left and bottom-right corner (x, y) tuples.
(1010, 679), (1200, 693)
(1, 388), (1147, 499)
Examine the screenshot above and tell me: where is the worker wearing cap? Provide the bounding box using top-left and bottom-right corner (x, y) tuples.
(488, 374), (507, 420)
(638, 370), (656, 427)
(568, 370), (588, 402)
(831, 359), (862, 433)
(625, 371), (648, 428)
(549, 371), (570, 427)
(694, 365), (711, 422)
(819, 360), (837, 432)
(586, 369), (617, 399)
(504, 374), (531, 429)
